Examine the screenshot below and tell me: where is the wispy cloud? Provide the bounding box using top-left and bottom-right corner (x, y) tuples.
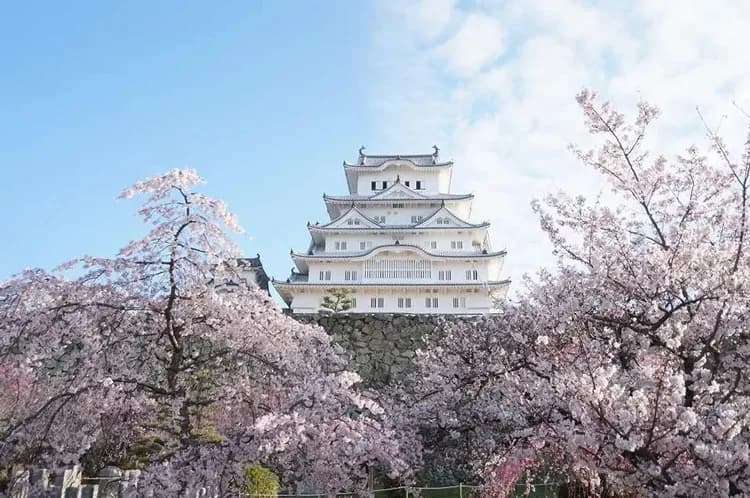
(370, 0), (750, 285)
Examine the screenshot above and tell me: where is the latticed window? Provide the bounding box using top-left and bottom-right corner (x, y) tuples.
(364, 259), (432, 279)
(398, 297), (413, 309)
(425, 297), (438, 308)
(465, 269), (479, 280)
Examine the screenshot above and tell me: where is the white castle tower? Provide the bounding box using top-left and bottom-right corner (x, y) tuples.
(273, 147), (509, 314)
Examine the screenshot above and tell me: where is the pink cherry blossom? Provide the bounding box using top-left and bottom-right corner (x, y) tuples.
(400, 92), (750, 497)
(0, 169), (412, 495)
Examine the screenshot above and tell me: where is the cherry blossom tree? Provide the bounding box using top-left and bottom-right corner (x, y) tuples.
(0, 169), (412, 495)
(401, 92), (750, 497)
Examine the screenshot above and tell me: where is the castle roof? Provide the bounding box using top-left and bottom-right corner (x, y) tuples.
(323, 192), (473, 202)
(343, 146), (451, 168)
(290, 244), (506, 274)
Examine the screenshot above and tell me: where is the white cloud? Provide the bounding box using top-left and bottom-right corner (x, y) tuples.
(370, 0), (750, 289)
(434, 13), (506, 76)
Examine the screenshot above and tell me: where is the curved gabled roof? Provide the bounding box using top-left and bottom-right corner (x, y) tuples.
(312, 204), (381, 229)
(415, 203), (487, 229)
(292, 243), (507, 261)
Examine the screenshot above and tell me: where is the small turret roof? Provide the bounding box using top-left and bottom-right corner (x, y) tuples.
(343, 146), (452, 168)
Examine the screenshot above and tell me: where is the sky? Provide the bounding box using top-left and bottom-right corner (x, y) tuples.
(2, 1), (750, 303)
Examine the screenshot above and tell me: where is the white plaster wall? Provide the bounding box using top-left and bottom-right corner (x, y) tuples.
(326, 199), (472, 221)
(322, 230), (489, 254)
(290, 286), (496, 314)
(306, 256), (498, 284)
(355, 166), (450, 195)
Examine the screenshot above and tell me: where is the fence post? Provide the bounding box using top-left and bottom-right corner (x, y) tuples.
(459, 483), (463, 498)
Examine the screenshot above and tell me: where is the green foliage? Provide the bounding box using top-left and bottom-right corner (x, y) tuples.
(111, 433), (167, 470)
(320, 288), (353, 312)
(242, 462), (280, 497)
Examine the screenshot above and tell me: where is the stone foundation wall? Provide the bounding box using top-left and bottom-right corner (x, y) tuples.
(294, 313), (490, 387)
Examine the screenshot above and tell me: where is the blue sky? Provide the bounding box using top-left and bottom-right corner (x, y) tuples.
(0, 1), (390, 293)
(2, 1), (749, 301)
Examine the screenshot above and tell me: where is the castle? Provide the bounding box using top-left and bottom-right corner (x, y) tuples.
(273, 147), (509, 314)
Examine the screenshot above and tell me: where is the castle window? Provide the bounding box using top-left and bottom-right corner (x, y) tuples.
(319, 270), (331, 281)
(393, 203), (404, 208)
(425, 297), (438, 308)
(364, 259), (431, 279)
(453, 297), (466, 308)
(371, 181), (377, 191)
(398, 297), (412, 309)
(416, 181), (422, 190)
(405, 181), (410, 187)
(370, 297), (384, 309)
(438, 270), (451, 281)
(351, 298), (357, 308)
(451, 240), (463, 249)
(382, 181), (388, 189)
(465, 269), (478, 280)
(430, 241), (437, 249)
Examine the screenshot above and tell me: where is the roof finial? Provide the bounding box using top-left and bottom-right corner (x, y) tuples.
(396, 174), (400, 183)
(395, 239), (400, 245)
(441, 199), (446, 207)
(358, 145), (366, 157)
(433, 144), (439, 156)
